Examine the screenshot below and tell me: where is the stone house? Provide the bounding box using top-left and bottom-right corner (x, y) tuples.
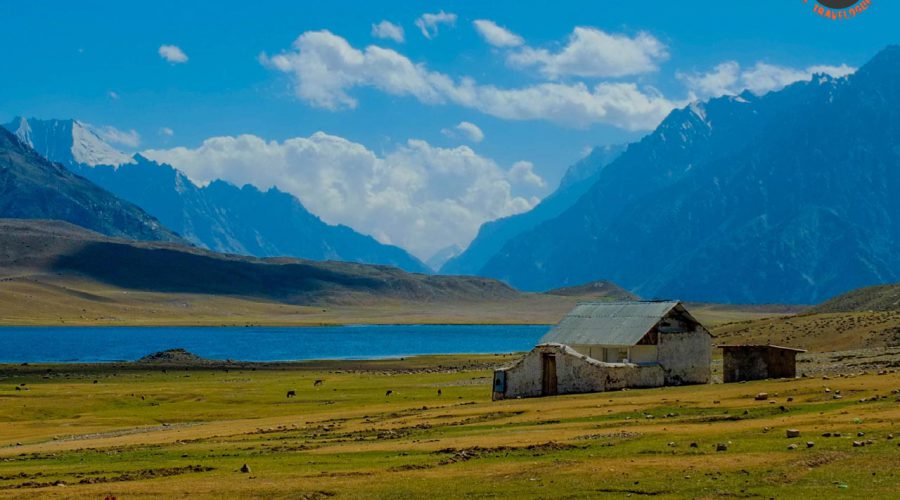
(719, 345), (806, 382)
(492, 301), (711, 400)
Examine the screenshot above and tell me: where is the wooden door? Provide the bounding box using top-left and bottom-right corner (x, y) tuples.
(541, 353), (558, 396)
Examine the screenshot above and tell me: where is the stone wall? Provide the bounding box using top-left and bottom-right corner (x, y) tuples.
(493, 344), (664, 400)
(722, 347), (800, 382)
(657, 330), (711, 385)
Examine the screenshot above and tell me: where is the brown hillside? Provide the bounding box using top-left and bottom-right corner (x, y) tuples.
(811, 283), (900, 313)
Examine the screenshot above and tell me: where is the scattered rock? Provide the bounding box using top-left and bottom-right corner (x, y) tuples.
(822, 432), (832, 437)
(786, 429), (801, 438)
(755, 392), (768, 401)
(787, 397), (794, 402)
(689, 442), (698, 448)
(852, 441), (864, 448)
(787, 444), (798, 450)
(716, 443), (728, 452)
(138, 349), (205, 364)
(239, 464), (251, 473)
(806, 442), (815, 448)
(833, 394), (843, 400)
(887, 434), (894, 440)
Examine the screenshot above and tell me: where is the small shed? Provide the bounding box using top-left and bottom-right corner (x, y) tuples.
(493, 301), (712, 400)
(719, 345), (806, 382)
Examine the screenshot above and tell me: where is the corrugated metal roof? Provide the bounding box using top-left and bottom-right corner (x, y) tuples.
(717, 344), (807, 353)
(540, 301), (680, 346)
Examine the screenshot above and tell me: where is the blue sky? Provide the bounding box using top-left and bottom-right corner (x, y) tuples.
(3, 1), (898, 258)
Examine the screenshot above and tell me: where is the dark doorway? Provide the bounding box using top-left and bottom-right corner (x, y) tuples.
(541, 353), (558, 396)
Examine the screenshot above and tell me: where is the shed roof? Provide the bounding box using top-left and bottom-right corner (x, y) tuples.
(540, 301), (683, 346)
(718, 344), (807, 353)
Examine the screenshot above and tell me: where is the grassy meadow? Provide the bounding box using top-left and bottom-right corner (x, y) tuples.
(1, 356), (898, 498)
(0, 275), (797, 327)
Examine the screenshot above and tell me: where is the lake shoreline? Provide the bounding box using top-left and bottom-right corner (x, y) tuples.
(0, 324), (549, 365)
(0, 352), (517, 375)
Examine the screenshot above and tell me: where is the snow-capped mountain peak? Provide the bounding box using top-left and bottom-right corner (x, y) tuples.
(70, 120), (135, 167)
(3, 117), (134, 167)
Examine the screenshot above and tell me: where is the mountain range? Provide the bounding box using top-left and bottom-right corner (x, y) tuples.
(448, 46), (900, 304)
(3, 118), (429, 274)
(0, 126), (180, 243)
(441, 143), (625, 276)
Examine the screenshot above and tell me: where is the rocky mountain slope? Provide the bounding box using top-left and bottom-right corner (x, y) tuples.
(440, 144), (625, 276)
(0, 127), (180, 243)
(473, 46), (900, 304)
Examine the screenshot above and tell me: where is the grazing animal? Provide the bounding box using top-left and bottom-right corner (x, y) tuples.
(385, 390), (393, 397)
(437, 389), (442, 396)
(286, 390), (296, 398)
(313, 379), (324, 387)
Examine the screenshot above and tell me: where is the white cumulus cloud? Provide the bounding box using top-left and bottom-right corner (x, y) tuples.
(260, 30), (679, 130)
(507, 27), (668, 79)
(679, 61), (856, 98)
(158, 44), (188, 64)
(371, 20), (404, 43)
(473, 19), (523, 48)
(508, 161), (545, 188)
(159, 127), (174, 137)
(415, 11), (457, 39)
(143, 133), (537, 258)
(443, 121), (484, 143)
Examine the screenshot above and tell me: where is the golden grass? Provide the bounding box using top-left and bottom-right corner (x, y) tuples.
(1, 357), (898, 498)
(0, 275), (791, 327)
(714, 310), (900, 352)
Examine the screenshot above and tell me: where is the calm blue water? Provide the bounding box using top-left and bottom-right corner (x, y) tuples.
(0, 325), (549, 363)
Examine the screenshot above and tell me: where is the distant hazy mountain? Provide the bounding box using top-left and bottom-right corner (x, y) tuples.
(3, 118), (430, 274)
(474, 46), (900, 304)
(426, 244), (462, 272)
(0, 126), (180, 243)
(440, 143), (625, 276)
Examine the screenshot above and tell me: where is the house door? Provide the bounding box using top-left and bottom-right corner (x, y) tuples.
(541, 353), (558, 396)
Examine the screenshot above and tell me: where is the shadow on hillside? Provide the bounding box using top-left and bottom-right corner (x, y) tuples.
(50, 241), (386, 301)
